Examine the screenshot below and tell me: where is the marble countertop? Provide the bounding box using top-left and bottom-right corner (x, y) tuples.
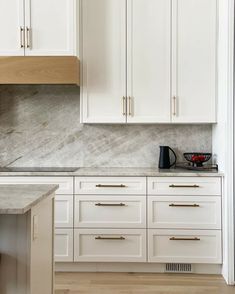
(0, 167), (223, 177)
(0, 184), (58, 214)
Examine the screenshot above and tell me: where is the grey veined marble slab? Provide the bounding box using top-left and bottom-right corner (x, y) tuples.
(0, 184), (58, 214)
(0, 85), (212, 168)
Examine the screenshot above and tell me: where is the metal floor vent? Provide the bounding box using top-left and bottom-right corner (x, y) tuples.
(165, 263), (193, 273)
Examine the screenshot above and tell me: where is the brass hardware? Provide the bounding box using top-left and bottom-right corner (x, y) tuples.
(169, 204), (200, 207)
(122, 96), (126, 116)
(128, 96), (132, 116)
(169, 184), (200, 188)
(26, 27), (31, 48)
(95, 236), (125, 240)
(170, 237), (201, 241)
(96, 184), (126, 188)
(173, 96), (177, 116)
(20, 27), (25, 48)
(95, 203), (126, 207)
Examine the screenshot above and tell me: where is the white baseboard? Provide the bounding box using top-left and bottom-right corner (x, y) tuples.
(55, 262), (222, 275)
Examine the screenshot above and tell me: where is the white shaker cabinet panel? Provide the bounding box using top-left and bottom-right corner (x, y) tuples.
(74, 229), (147, 262)
(148, 177), (221, 196)
(127, 0), (171, 123)
(24, 0), (76, 55)
(75, 177), (146, 195)
(148, 196), (221, 229)
(148, 229), (222, 264)
(75, 195), (146, 228)
(55, 195), (74, 228)
(55, 229), (73, 262)
(0, 0), (25, 56)
(172, 0), (217, 123)
(81, 0), (127, 123)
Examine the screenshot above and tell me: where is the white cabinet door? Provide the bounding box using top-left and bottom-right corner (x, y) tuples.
(24, 0), (76, 56)
(0, 0), (25, 56)
(54, 229), (73, 262)
(81, 0), (126, 123)
(148, 229), (222, 264)
(127, 0), (171, 123)
(75, 177), (146, 195)
(172, 0), (217, 123)
(74, 229), (147, 262)
(148, 196), (221, 229)
(55, 195), (74, 228)
(74, 195), (146, 228)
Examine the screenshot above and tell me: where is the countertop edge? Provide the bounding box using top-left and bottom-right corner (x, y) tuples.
(0, 184), (59, 215)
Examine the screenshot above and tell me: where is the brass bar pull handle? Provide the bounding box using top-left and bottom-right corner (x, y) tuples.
(169, 204), (200, 207)
(20, 27), (25, 48)
(128, 96), (132, 116)
(95, 236), (125, 240)
(169, 184), (200, 188)
(95, 203), (126, 207)
(122, 96), (126, 116)
(26, 27), (31, 48)
(173, 96), (177, 116)
(170, 237), (201, 241)
(96, 184), (126, 188)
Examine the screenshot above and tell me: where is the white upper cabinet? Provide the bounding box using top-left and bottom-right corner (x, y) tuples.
(81, 0), (127, 123)
(0, 0), (76, 56)
(81, 0), (218, 124)
(127, 0), (171, 123)
(24, 0), (76, 56)
(171, 0), (217, 123)
(0, 0), (24, 56)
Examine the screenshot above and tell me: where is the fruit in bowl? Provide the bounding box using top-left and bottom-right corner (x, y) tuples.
(184, 153), (212, 167)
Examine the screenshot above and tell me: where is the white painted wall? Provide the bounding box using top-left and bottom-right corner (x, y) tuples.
(212, 0), (234, 285)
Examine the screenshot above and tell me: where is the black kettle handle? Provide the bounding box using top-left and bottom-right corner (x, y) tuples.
(169, 147), (177, 167)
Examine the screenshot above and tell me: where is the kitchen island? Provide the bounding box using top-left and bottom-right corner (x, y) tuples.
(0, 184), (58, 294)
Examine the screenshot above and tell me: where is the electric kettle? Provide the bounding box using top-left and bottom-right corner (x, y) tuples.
(158, 146), (177, 169)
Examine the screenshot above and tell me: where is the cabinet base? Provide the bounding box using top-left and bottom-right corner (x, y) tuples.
(55, 262), (221, 275)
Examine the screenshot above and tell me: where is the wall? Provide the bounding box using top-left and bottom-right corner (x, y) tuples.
(0, 85), (212, 168)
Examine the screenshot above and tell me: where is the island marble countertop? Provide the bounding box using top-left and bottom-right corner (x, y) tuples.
(0, 184), (58, 214)
(0, 167), (223, 177)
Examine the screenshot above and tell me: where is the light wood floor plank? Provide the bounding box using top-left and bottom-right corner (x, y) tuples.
(55, 273), (235, 294)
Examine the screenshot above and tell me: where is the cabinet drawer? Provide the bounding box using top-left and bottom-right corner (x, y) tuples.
(75, 177), (146, 195)
(0, 176), (73, 195)
(148, 177), (221, 196)
(74, 195), (146, 228)
(74, 229), (146, 262)
(148, 229), (222, 264)
(55, 195), (73, 228)
(148, 196), (221, 229)
(54, 229), (73, 262)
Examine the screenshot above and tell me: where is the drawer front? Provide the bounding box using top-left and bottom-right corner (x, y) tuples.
(74, 195), (146, 228)
(0, 176), (73, 195)
(74, 229), (146, 262)
(75, 177), (146, 195)
(55, 195), (74, 228)
(148, 177), (221, 196)
(54, 229), (73, 262)
(148, 229), (222, 264)
(148, 196), (221, 229)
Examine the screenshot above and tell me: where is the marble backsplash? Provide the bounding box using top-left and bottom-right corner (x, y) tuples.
(0, 85), (212, 168)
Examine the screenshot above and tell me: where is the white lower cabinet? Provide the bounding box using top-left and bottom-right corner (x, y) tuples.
(148, 229), (222, 264)
(54, 229), (73, 262)
(74, 229), (147, 262)
(55, 195), (74, 228)
(74, 195), (146, 228)
(148, 196), (221, 229)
